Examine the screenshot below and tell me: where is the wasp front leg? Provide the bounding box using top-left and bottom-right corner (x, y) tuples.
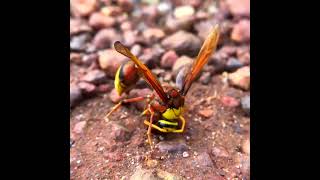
(140, 93), (155, 116)
(146, 105), (156, 150)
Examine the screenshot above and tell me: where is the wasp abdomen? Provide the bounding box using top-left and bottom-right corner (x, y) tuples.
(114, 61), (140, 95)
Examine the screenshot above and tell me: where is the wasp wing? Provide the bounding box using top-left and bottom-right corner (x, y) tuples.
(180, 24), (220, 95)
(114, 41), (169, 103)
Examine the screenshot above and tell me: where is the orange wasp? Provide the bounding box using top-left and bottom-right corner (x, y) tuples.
(106, 25), (220, 149)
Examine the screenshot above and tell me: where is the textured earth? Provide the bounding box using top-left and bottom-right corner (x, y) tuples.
(70, 0), (250, 179)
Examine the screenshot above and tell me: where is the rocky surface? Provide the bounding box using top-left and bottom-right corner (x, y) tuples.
(70, 0), (250, 179)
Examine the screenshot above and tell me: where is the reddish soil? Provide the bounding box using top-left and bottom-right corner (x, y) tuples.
(70, 0), (250, 179)
(70, 76), (250, 179)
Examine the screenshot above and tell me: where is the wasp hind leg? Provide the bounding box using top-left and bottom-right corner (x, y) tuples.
(172, 115), (186, 133)
(143, 120), (170, 133)
(146, 106), (156, 150)
(143, 115), (185, 133)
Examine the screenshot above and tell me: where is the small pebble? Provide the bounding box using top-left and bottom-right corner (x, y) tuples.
(159, 135), (165, 141)
(221, 96), (240, 107)
(70, 139), (75, 148)
(81, 69), (107, 85)
(98, 49), (127, 77)
(70, 33), (91, 51)
(101, 6), (122, 17)
(82, 53), (98, 66)
(241, 139), (250, 155)
(123, 31), (137, 47)
(131, 44), (142, 56)
(93, 29), (121, 49)
(174, 5), (195, 19)
(172, 56), (193, 77)
(97, 84), (111, 93)
(73, 121), (87, 134)
(139, 48), (163, 69)
(182, 151), (189, 158)
(226, 0), (250, 16)
(231, 19), (250, 43)
(208, 5), (218, 14)
(194, 152), (213, 167)
(157, 140), (188, 153)
(109, 122), (131, 142)
(199, 72), (211, 85)
(70, 0), (97, 17)
(143, 28), (165, 44)
(241, 95), (250, 115)
(226, 57), (243, 72)
(217, 169), (226, 176)
(157, 2), (172, 14)
(70, 84), (82, 108)
(161, 31), (201, 57)
(228, 66), (250, 90)
(164, 13), (193, 32)
(70, 18), (91, 35)
(146, 159), (158, 168)
(164, 73), (172, 82)
(160, 50), (178, 69)
(89, 12), (115, 29)
(70, 53), (82, 64)
(198, 109), (214, 118)
(212, 146), (229, 158)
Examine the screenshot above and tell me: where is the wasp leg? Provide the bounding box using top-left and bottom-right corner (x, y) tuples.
(143, 120), (170, 133)
(140, 109), (149, 116)
(144, 93), (155, 112)
(105, 102), (122, 118)
(144, 116), (185, 133)
(172, 115), (186, 133)
(147, 106), (155, 150)
(105, 96), (146, 119)
(140, 94), (155, 116)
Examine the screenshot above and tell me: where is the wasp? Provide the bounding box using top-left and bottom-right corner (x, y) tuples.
(106, 25), (220, 149)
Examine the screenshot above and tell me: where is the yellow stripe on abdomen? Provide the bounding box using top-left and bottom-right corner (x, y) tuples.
(158, 120), (178, 126)
(114, 66), (124, 95)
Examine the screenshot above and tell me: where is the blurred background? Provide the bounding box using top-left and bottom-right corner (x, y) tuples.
(70, 0), (250, 179)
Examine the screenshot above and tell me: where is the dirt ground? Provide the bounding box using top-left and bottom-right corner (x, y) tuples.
(71, 78), (250, 180)
(70, 0), (250, 179)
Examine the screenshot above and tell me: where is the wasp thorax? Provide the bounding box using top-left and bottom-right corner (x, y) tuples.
(166, 88), (185, 109)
